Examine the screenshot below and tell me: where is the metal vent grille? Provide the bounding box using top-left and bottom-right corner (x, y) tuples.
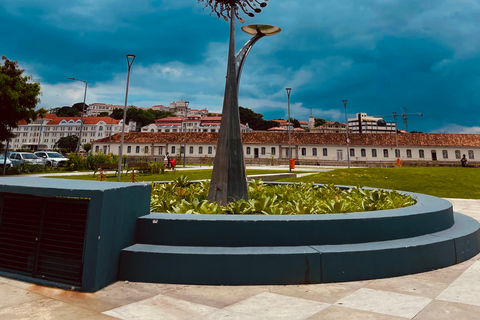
(0, 193), (89, 286)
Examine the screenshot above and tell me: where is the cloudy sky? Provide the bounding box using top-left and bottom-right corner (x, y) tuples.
(2, 0), (480, 133)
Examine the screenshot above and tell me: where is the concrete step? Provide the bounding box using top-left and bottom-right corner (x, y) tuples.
(119, 213), (480, 285)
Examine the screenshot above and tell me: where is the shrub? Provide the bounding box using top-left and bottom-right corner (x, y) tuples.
(150, 177), (417, 215)
(86, 152), (118, 170)
(66, 153), (87, 171)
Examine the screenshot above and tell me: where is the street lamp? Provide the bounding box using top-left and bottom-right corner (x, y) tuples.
(286, 88), (292, 172)
(183, 101), (190, 168)
(67, 77), (88, 153)
(343, 100), (350, 168)
(117, 54), (136, 182)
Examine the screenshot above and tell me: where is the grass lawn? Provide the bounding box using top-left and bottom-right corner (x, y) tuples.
(279, 167), (480, 199)
(45, 169), (306, 183)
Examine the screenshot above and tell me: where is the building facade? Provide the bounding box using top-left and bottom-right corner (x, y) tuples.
(348, 113), (397, 133)
(10, 114), (126, 151)
(91, 132), (480, 166)
(141, 116), (252, 133)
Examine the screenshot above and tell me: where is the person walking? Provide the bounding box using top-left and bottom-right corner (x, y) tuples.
(461, 154), (468, 167)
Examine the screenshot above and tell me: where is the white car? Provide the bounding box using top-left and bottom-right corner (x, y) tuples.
(34, 151), (69, 167)
(9, 152), (45, 167)
(0, 154), (12, 170)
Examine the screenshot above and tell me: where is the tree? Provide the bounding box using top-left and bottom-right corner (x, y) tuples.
(83, 143), (92, 153)
(314, 117), (327, 127)
(0, 56), (42, 141)
(54, 135), (79, 153)
(72, 102), (88, 114)
(239, 107), (278, 131)
(98, 112), (109, 117)
(52, 106), (80, 117)
(110, 107), (176, 131)
(289, 118), (301, 128)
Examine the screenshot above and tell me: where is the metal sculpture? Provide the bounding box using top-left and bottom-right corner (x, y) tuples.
(198, 0), (278, 205)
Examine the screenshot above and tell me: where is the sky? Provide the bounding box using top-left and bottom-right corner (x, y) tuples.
(1, 0), (480, 133)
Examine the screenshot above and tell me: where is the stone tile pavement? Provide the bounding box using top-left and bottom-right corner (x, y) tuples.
(0, 198), (479, 320)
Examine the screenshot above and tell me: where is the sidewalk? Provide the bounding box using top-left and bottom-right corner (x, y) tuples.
(0, 199), (479, 319)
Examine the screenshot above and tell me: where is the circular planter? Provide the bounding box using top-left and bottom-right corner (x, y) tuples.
(120, 185), (480, 285)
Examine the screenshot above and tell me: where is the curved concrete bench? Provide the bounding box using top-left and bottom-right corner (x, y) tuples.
(119, 188), (480, 285)
(136, 192), (454, 246)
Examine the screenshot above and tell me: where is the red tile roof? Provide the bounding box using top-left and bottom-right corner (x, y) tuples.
(19, 114), (121, 125)
(92, 132), (480, 147)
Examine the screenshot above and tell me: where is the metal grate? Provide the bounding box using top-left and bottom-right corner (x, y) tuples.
(0, 193), (89, 286)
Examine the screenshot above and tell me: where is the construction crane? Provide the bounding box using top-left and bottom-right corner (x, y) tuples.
(375, 108), (422, 132)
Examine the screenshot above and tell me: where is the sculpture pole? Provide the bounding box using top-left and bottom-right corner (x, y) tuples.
(208, 6), (248, 204)
(199, 1), (277, 205)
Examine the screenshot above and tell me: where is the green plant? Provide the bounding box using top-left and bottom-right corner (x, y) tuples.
(150, 178), (416, 215)
(66, 153), (87, 171)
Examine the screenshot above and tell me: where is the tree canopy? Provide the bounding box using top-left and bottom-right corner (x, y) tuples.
(239, 107), (278, 131)
(0, 56), (42, 141)
(50, 106), (81, 117)
(314, 117), (327, 127)
(54, 135), (78, 152)
(111, 107), (175, 131)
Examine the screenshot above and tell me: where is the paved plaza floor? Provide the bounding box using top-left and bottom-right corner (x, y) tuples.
(0, 197), (478, 319)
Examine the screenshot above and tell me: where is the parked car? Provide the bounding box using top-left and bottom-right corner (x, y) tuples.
(34, 151), (69, 167)
(0, 154), (12, 170)
(9, 152), (45, 167)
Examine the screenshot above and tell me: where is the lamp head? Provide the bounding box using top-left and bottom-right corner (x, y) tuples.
(286, 88), (292, 95)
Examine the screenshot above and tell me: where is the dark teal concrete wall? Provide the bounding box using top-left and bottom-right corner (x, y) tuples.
(141, 192), (454, 247)
(0, 177), (151, 292)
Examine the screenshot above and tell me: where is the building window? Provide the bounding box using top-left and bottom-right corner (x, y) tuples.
(135, 146), (140, 153)
(208, 146), (213, 154)
(383, 149), (389, 157)
(395, 149), (400, 158)
(350, 148), (355, 157)
(199, 146), (203, 154)
(455, 150), (461, 159)
(302, 148), (307, 156)
(468, 150), (474, 159)
(271, 147), (276, 155)
(406, 149), (412, 158)
(127, 146), (131, 153)
(361, 149), (366, 157)
(189, 146), (194, 154)
(372, 149), (377, 157)
(442, 150), (448, 159)
(312, 148), (317, 156)
(323, 148), (328, 156)
(419, 150), (425, 158)
(261, 147), (266, 155)
(171, 146), (175, 154)
(246, 147), (251, 155)
(95, 146), (99, 152)
(99, 126), (104, 131)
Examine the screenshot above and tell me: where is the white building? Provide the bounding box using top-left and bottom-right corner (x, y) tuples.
(91, 132), (480, 166)
(10, 114), (127, 151)
(348, 113), (397, 133)
(86, 103), (125, 117)
(141, 116), (252, 133)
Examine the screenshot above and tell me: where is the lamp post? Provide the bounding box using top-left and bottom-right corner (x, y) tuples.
(67, 77), (88, 153)
(117, 54), (136, 182)
(286, 88), (292, 172)
(393, 112), (399, 161)
(183, 100), (190, 168)
(343, 100), (350, 168)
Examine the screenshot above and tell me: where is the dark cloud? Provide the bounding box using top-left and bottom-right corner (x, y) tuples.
(1, 0), (480, 132)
